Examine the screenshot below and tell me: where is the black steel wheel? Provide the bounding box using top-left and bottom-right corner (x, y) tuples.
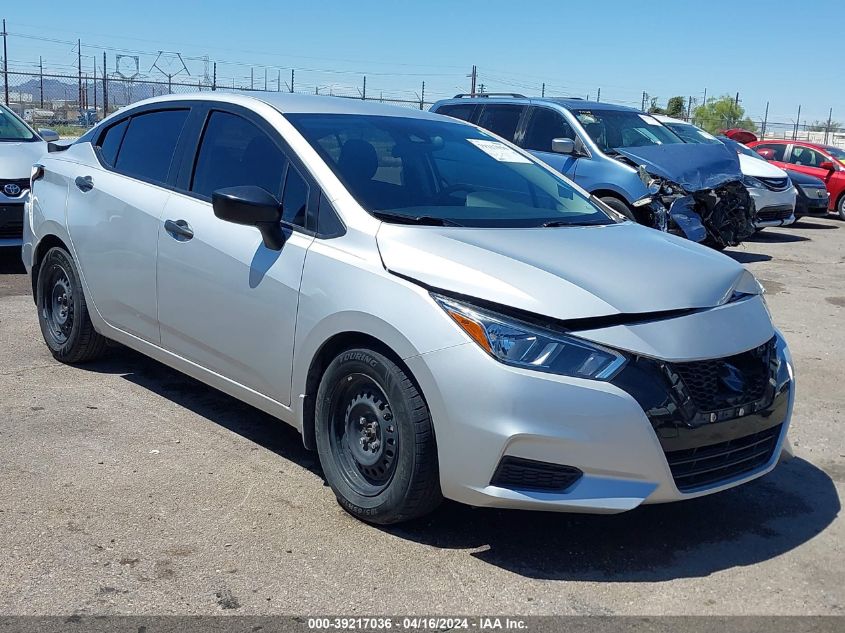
(36, 246), (108, 363)
(315, 347), (442, 524)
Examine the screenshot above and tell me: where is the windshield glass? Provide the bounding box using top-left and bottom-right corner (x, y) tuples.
(664, 121), (722, 145)
(0, 105), (37, 142)
(574, 109), (684, 153)
(287, 114), (614, 228)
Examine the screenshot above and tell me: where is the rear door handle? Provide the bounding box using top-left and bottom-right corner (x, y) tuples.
(164, 219), (194, 241)
(74, 175), (94, 192)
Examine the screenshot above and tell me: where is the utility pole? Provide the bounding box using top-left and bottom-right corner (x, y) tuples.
(419, 80), (425, 110)
(734, 92), (740, 108)
(39, 56), (44, 108)
(793, 105), (801, 140)
(761, 101), (769, 139)
(250, 67), (254, 90)
(362, 75), (366, 100)
(277, 69), (280, 92)
(686, 95), (692, 120)
(102, 51), (108, 116)
(264, 67), (267, 91)
(2, 19), (8, 106)
(702, 87), (707, 105)
(468, 65), (477, 96)
(541, 82), (545, 98)
(290, 69), (294, 93)
(596, 87), (601, 102)
(825, 107), (833, 144)
(212, 62), (217, 91)
(77, 39), (83, 109)
(641, 91), (647, 111)
(92, 56), (97, 114)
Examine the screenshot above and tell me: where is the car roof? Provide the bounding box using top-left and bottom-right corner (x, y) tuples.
(753, 139), (838, 153)
(432, 96), (641, 113)
(105, 91), (446, 121)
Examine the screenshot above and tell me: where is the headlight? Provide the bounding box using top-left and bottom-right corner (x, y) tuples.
(742, 175), (765, 190)
(433, 294), (627, 380)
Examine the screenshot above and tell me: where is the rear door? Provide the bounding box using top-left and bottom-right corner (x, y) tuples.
(155, 106), (314, 405)
(475, 104), (527, 143)
(519, 106), (579, 178)
(751, 142), (789, 170)
(66, 106), (190, 343)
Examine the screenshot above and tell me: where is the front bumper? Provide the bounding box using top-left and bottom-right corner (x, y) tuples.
(750, 186), (796, 228)
(795, 188), (830, 217)
(407, 329), (794, 514)
(0, 199), (25, 247)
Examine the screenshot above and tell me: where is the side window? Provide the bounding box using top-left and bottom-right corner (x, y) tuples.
(789, 146), (825, 167)
(754, 143), (786, 161)
(191, 111), (288, 199)
(476, 105), (525, 142)
(522, 107), (575, 152)
(316, 193), (345, 238)
(435, 104), (477, 122)
(97, 118), (128, 167)
(114, 109), (189, 184)
(281, 165), (308, 227)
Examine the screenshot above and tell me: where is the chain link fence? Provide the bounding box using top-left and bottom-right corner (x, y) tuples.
(3, 70), (434, 137)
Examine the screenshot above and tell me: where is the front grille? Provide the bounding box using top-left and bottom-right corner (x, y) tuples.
(671, 338), (775, 413)
(490, 456), (582, 492)
(758, 176), (791, 192)
(756, 205), (794, 221)
(666, 424), (782, 491)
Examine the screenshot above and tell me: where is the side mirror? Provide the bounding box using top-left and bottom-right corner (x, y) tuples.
(551, 138), (576, 155)
(38, 128), (60, 142)
(819, 161), (837, 172)
(212, 185), (285, 250)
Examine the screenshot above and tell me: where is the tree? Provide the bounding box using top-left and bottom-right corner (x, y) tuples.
(647, 97), (664, 115)
(665, 96), (687, 118)
(691, 95), (758, 135)
(809, 119), (842, 132)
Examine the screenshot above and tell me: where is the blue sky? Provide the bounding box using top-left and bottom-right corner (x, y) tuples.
(2, 0), (841, 124)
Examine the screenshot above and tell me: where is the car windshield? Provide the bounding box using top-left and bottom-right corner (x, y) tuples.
(574, 109), (684, 154)
(664, 121), (722, 145)
(0, 105), (37, 142)
(287, 114), (614, 228)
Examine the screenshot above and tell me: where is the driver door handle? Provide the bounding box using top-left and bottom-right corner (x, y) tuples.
(74, 175), (94, 192)
(164, 219), (194, 241)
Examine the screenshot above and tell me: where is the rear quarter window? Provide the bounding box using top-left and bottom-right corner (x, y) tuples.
(476, 105), (526, 142)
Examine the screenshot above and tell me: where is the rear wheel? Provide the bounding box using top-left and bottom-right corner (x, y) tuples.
(599, 196), (637, 222)
(36, 247), (108, 363)
(315, 347), (442, 524)
(837, 193), (845, 220)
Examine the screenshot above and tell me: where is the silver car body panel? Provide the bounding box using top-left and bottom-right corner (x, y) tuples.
(23, 92), (793, 514)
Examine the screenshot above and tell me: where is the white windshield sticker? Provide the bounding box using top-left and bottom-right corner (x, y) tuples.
(638, 114), (662, 126)
(468, 139), (531, 163)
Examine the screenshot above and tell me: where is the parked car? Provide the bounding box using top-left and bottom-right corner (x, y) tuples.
(787, 169), (830, 218)
(0, 103), (59, 248)
(653, 116), (796, 229)
(23, 93), (794, 524)
(748, 139), (845, 220)
(431, 94), (755, 249)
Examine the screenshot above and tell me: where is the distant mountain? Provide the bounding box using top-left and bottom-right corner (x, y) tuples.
(11, 76), (191, 108)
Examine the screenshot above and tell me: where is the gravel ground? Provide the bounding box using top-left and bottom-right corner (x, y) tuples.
(0, 218), (842, 616)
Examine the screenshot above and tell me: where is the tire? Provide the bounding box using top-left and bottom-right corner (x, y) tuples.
(314, 347), (442, 524)
(599, 196), (637, 222)
(36, 246), (108, 363)
(837, 193), (845, 221)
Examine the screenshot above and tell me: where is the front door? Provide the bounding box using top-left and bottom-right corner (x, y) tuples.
(155, 109), (314, 405)
(521, 106), (579, 179)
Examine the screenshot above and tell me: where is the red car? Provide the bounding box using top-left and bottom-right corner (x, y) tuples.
(748, 139), (845, 219)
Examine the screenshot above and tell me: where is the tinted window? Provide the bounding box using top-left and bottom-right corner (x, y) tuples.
(97, 119), (128, 167)
(191, 111), (287, 199)
(288, 113), (613, 228)
(476, 105), (525, 142)
(114, 109), (189, 184)
(281, 166), (308, 226)
(789, 145), (827, 168)
(574, 109), (683, 152)
(753, 143), (786, 161)
(522, 107), (575, 152)
(435, 104), (476, 122)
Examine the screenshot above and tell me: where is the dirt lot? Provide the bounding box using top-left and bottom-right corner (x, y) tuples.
(0, 219), (842, 616)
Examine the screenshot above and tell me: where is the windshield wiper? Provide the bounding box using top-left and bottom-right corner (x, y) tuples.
(371, 211), (464, 227)
(541, 219), (607, 227)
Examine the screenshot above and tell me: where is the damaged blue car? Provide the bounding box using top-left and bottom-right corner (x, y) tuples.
(431, 96), (755, 248)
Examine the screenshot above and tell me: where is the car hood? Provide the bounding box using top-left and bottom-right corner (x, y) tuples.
(785, 169), (826, 187)
(377, 221), (760, 322)
(738, 153), (787, 178)
(0, 141), (48, 179)
(614, 144), (743, 192)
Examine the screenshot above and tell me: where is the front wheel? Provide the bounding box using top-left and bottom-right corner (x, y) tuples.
(314, 347), (442, 524)
(36, 246), (108, 363)
(837, 194), (845, 221)
(599, 196), (637, 222)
